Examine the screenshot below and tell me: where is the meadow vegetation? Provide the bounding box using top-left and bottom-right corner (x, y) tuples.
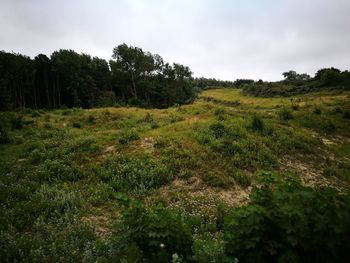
(1, 88), (350, 262)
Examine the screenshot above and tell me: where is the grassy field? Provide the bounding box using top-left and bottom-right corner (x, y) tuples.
(1, 88), (350, 262)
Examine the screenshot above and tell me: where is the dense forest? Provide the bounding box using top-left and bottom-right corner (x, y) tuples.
(0, 44), (200, 110)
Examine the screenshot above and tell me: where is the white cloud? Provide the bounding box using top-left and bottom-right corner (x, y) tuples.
(0, 0), (349, 80)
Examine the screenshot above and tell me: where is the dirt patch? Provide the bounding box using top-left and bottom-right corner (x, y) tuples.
(153, 177), (250, 208)
(104, 145), (116, 153)
(140, 137), (155, 152)
(279, 157), (341, 189)
(185, 117), (200, 125)
(82, 207), (120, 239)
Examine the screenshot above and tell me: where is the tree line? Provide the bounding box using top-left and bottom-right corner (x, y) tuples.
(0, 44), (206, 110)
(242, 68), (350, 97)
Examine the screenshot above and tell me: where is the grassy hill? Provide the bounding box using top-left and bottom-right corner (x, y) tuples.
(1, 88), (350, 262)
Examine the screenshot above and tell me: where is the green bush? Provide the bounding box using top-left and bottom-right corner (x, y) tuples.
(72, 122), (81, 128)
(209, 123), (227, 138)
(110, 198), (193, 262)
(10, 114), (24, 129)
(224, 172), (350, 263)
(313, 107), (322, 114)
(192, 233), (228, 263)
(98, 155), (172, 195)
(231, 170), (252, 188)
(324, 121), (336, 133)
(118, 129), (140, 145)
(0, 126), (10, 144)
(36, 158), (83, 182)
(32, 184), (82, 219)
(202, 172), (233, 188)
(278, 107), (293, 121)
(251, 115), (265, 132)
(88, 182), (115, 205)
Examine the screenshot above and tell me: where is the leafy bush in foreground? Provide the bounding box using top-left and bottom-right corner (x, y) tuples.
(224, 172), (350, 263)
(109, 197), (193, 262)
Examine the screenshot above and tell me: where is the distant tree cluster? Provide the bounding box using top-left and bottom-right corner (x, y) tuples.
(243, 68), (350, 97)
(0, 44), (197, 110)
(191, 77), (235, 89)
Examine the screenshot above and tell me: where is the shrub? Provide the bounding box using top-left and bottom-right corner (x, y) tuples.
(278, 107), (293, 121)
(291, 103), (300, 110)
(214, 108), (225, 116)
(224, 172), (350, 263)
(98, 155), (172, 195)
(10, 114), (24, 129)
(231, 170), (252, 188)
(31, 111), (41, 117)
(324, 122), (336, 133)
(88, 182), (115, 205)
(251, 115), (265, 132)
(202, 172), (233, 188)
(0, 126), (10, 144)
(343, 110), (350, 119)
(72, 122), (81, 128)
(87, 115), (95, 124)
(313, 107), (322, 114)
(209, 123), (227, 138)
(192, 233), (227, 263)
(110, 199), (193, 262)
(118, 129), (140, 145)
(32, 184), (82, 219)
(37, 159), (83, 182)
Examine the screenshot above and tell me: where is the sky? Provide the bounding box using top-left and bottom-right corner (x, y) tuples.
(0, 0), (349, 81)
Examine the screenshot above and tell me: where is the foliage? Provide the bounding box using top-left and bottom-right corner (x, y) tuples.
(109, 198), (193, 262)
(118, 129), (140, 145)
(98, 155), (172, 195)
(224, 172), (350, 263)
(278, 107), (294, 121)
(250, 115), (265, 132)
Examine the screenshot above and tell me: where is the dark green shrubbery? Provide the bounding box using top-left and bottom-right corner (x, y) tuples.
(209, 123), (227, 138)
(250, 115), (265, 132)
(278, 107), (294, 122)
(224, 172), (350, 263)
(109, 196), (193, 262)
(0, 126), (10, 144)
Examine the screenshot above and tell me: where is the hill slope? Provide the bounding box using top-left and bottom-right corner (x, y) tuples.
(1, 88), (350, 261)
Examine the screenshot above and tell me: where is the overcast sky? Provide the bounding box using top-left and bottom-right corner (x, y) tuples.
(1, 0), (349, 80)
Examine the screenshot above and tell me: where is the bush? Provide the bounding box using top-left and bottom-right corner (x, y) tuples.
(87, 115), (95, 124)
(231, 170), (252, 188)
(0, 126), (10, 144)
(278, 107), (293, 121)
(192, 233), (227, 263)
(110, 198), (193, 262)
(251, 115), (265, 132)
(98, 155), (172, 195)
(10, 114), (24, 129)
(324, 122), (336, 133)
(313, 107), (322, 114)
(72, 122), (81, 128)
(209, 123), (227, 138)
(118, 129), (140, 145)
(343, 110), (350, 119)
(224, 172), (350, 263)
(202, 172), (233, 189)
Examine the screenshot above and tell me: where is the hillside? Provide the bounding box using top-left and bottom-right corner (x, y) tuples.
(1, 88), (350, 262)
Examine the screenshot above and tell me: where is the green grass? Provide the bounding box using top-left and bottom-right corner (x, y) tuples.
(1, 88), (350, 261)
